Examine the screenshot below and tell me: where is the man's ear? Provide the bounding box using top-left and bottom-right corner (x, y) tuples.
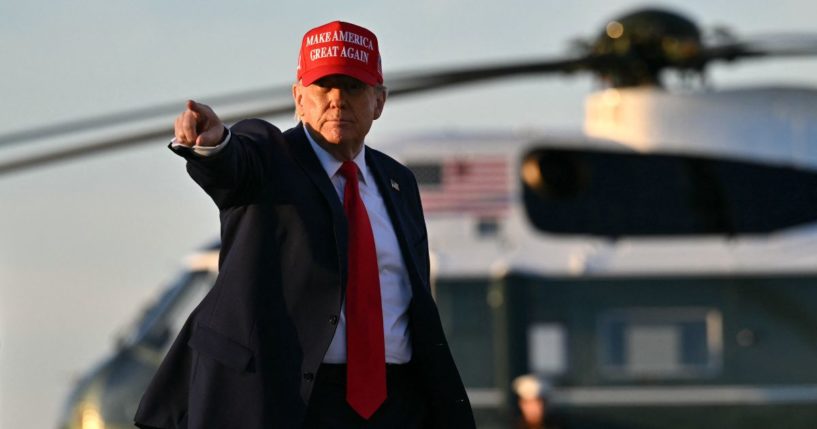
(292, 83), (303, 118)
(373, 89), (386, 120)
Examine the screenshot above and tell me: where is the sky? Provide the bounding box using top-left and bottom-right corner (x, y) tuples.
(2, 1), (817, 427)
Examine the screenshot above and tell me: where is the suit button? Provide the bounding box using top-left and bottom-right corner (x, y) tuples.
(303, 372), (314, 382)
(329, 315), (339, 325)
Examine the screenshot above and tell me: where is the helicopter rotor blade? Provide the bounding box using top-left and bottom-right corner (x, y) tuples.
(0, 55), (590, 148)
(0, 101), (297, 176)
(0, 55), (592, 176)
(0, 86), (294, 148)
(385, 56), (591, 97)
(703, 33), (817, 62)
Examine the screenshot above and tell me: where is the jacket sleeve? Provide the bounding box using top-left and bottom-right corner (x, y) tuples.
(170, 119), (285, 210)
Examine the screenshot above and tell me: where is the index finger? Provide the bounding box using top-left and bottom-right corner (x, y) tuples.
(187, 100), (213, 117)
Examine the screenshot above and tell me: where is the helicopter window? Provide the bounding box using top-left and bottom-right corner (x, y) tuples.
(117, 272), (192, 348)
(158, 271), (214, 351)
(598, 308), (722, 379)
(477, 218), (500, 237)
(406, 162), (442, 186)
(127, 270), (215, 352)
(521, 148), (817, 236)
(528, 323), (567, 376)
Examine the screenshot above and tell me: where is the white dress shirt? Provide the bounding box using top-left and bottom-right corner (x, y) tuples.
(303, 129), (413, 364)
(174, 127), (413, 363)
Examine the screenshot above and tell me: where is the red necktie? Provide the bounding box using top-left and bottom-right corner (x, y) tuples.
(339, 161), (386, 419)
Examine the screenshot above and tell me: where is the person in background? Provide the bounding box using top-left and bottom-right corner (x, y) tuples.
(512, 374), (559, 429)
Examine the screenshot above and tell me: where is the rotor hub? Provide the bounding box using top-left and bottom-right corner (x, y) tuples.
(592, 8), (704, 86)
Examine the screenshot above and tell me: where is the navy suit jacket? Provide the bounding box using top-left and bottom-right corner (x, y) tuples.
(134, 121), (475, 429)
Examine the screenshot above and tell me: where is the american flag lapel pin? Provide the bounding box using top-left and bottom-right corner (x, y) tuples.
(390, 179), (400, 191)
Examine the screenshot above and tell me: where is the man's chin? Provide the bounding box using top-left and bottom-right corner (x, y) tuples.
(322, 131), (354, 146)
(314, 128), (340, 145)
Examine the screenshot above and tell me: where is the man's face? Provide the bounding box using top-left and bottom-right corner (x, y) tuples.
(293, 75), (386, 148)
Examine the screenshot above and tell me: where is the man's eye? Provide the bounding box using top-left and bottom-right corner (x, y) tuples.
(345, 83), (364, 92)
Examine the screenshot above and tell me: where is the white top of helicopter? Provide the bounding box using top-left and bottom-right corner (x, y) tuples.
(375, 85), (817, 280)
(585, 85), (817, 170)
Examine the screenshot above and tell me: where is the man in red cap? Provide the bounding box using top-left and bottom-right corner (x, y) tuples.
(134, 21), (475, 429)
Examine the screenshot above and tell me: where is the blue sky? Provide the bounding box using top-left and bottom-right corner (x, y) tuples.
(2, 1), (817, 427)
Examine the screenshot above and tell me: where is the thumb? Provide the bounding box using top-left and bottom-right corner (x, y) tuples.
(196, 123), (226, 147)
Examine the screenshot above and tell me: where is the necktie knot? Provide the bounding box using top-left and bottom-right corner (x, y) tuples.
(339, 161), (359, 184)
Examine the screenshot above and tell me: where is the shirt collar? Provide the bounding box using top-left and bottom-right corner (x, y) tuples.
(303, 124), (368, 183)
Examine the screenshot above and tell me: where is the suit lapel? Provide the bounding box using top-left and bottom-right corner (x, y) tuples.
(366, 149), (427, 292)
(287, 125), (349, 286)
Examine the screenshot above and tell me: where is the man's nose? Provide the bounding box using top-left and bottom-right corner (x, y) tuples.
(327, 87), (347, 107)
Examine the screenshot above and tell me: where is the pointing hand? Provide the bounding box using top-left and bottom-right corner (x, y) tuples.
(174, 100), (225, 147)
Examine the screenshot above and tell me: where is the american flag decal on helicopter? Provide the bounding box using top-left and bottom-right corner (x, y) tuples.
(408, 156), (510, 217)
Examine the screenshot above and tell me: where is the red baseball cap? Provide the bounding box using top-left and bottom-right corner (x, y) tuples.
(297, 21), (383, 87)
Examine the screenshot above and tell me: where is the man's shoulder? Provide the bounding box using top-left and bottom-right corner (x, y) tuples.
(366, 146), (413, 178)
(231, 118), (279, 133)
(230, 119), (303, 144)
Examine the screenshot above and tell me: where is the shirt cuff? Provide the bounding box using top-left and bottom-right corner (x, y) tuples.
(170, 128), (231, 156)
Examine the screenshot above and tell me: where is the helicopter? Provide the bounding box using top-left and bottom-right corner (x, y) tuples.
(3, 6), (817, 429)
